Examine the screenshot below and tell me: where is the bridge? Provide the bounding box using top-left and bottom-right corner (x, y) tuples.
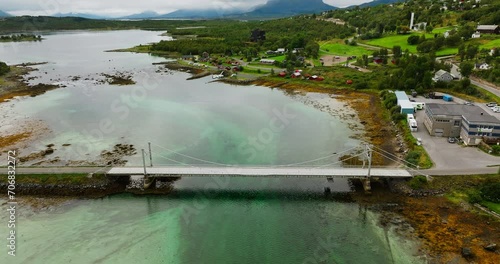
(103, 142), (423, 191)
(9, 142), (424, 192)
(107, 166), (413, 178)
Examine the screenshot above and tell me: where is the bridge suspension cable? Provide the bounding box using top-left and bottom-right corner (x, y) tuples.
(274, 145), (362, 167)
(370, 146), (418, 168)
(313, 149), (369, 168)
(151, 142), (362, 167)
(152, 143), (232, 166)
(150, 150), (196, 167)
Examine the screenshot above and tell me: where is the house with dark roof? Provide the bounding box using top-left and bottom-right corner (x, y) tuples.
(433, 70), (454, 82)
(476, 25), (499, 34)
(423, 103), (500, 145)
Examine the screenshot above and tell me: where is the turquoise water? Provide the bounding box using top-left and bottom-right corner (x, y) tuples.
(0, 182), (424, 264)
(0, 30), (425, 263)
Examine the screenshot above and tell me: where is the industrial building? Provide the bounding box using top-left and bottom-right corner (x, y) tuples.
(395, 91), (416, 114)
(423, 103), (500, 145)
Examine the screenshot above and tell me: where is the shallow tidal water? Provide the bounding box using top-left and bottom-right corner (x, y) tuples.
(1, 30), (425, 263)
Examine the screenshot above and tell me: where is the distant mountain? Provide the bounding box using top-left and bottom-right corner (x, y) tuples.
(351, 0), (405, 8)
(53, 12), (109, 19)
(119, 11), (160, 20)
(243, 0), (335, 18)
(0, 10), (12, 17)
(158, 8), (244, 19)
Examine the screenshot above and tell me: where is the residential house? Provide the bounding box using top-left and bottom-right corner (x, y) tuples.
(490, 48), (497, 56)
(423, 103), (500, 145)
(412, 22), (427, 31)
(182, 55), (195, 61)
(373, 57), (383, 64)
(476, 25), (500, 35)
(471, 31), (481, 38)
(276, 48), (286, 54)
(433, 70), (454, 82)
(476, 63), (490, 70)
(260, 59), (276, 65)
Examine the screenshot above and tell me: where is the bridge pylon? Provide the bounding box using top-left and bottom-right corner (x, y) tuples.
(142, 148), (155, 189)
(363, 143), (373, 192)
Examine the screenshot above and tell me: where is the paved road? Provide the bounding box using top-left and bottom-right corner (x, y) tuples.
(471, 78), (500, 97)
(411, 100), (500, 175)
(445, 61), (500, 97)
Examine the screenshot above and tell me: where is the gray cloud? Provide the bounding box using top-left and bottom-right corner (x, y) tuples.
(2, 0), (370, 17)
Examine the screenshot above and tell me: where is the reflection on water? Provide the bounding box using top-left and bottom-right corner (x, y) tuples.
(0, 30), (424, 264)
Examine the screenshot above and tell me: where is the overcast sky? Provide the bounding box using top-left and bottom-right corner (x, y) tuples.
(2, 0), (370, 17)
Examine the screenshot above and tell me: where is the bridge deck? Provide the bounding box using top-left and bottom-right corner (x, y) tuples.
(106, 166), (413, 178)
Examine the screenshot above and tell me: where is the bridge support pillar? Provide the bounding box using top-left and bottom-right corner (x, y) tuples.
(143, 175), (156, 189)
(362, 178), (371, 192)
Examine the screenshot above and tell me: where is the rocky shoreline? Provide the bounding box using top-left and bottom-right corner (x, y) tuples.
(0, 176), (176, 198)
(353, 179), (500, 264)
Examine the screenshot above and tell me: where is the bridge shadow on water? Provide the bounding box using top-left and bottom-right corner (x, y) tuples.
(163, 189), (356, 203)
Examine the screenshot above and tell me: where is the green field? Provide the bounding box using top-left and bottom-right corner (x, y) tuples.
(265, 54), (286, 62)
(481, 201), (500, 214)
(319, 41), (374, 57)
(432, 26), (456, 34)
(481, 38), (500, 49)
(365, 33), (433, 52)
(365, 33), (458, 56)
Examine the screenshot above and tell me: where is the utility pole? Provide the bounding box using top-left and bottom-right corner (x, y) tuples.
(148, 142), (153, 167)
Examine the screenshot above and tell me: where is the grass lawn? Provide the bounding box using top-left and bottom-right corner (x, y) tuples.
(480, 38), (500, 49)
(435, 47), (458, 56)
(366, 33), (458, 56)
(319, 41), (374, 57)
(365, 33), (434, 53)
(264, 54), (286, 62)
(481, 201), (500, 214)
(432, 26), (456, 34)
(247, 62), (278, 69)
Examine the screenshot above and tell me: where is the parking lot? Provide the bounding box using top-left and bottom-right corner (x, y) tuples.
(410, 94), (500, 175)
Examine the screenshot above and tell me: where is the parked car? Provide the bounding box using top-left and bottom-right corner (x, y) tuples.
(416, 138), (422, 146)
(486, 102), (497, 107)
(464, 101), (474, 106)
(447, 137), (456, 143)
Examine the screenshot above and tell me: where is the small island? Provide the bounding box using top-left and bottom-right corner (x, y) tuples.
(0, 33), (42, 42)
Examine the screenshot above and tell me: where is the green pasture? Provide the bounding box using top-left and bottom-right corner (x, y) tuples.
(366, 33), (458, 56)
(432, 26), (456, 34)
(319, 41), (374, 57)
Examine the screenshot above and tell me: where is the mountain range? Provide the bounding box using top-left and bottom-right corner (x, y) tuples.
(352, 0), (405, 8)
(0, 0), (405, 20)
(121, 0), (336, 19)
(0, 10), (12, 17)
(243, 0), (335, 18)
(53, 12), (108, 19)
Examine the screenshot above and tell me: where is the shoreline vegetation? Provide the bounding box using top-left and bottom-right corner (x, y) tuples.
(0, 34), (42, 42)
(0, 63), (59, 103)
